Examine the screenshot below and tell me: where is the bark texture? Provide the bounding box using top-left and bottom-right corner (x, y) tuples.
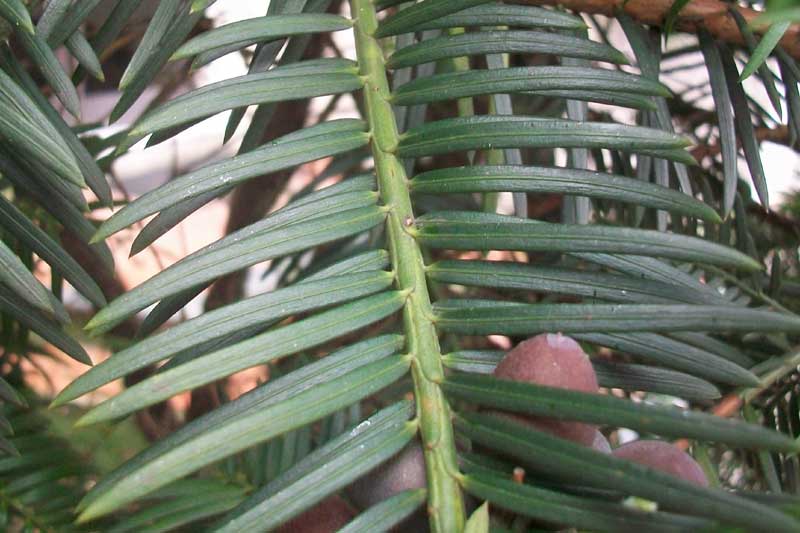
(518, 0), (800, 61)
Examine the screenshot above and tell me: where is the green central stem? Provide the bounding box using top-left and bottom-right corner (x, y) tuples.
(350, 1), (466, 530)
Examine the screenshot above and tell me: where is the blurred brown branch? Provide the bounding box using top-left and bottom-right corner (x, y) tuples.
(517, 0), (800, 61)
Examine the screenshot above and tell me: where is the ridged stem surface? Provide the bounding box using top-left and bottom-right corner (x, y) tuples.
(350, 1), (466, 530)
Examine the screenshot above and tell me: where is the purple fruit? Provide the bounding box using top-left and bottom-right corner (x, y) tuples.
(612, 440), (709, 487)
(277, 495), (355, 533)
(347, 443), (430, 531)
(494, 333), (599, 446)
(348, 444), (427, 508)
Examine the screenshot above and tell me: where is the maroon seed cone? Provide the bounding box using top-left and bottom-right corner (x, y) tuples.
(612, 440), (709, 487)
(347, 443), (430, 531)
(277, 495), (356, 533)
(494, 333), (599, 446)
(348, 443), (427, 509)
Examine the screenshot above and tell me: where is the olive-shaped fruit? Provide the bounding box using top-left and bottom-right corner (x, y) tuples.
(494, 333), (599, 446)
(348, 443), (427, 509)
(277, 495), (355, 533)
(612, 440), (708, 487)
(346, 443), (430, 531)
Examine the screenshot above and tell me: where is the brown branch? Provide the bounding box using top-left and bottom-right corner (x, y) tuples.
(674, 393), (742, 451)
(516, 0), (800, 61)
(186, 99), (310, 422)
(60, 230), (180, 441)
